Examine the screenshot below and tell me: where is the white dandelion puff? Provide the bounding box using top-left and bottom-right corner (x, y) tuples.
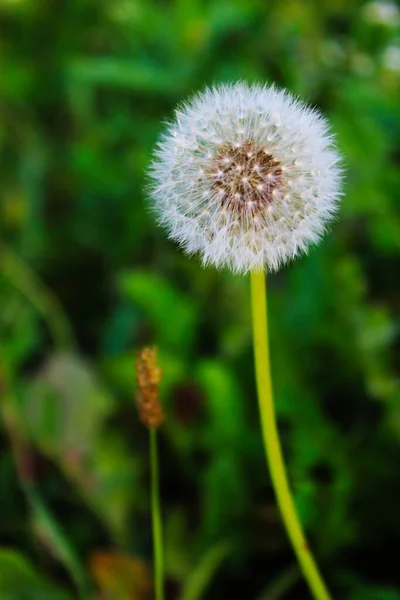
(148, 82), (343, 274)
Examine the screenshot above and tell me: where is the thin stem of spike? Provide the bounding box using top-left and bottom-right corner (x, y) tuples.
(150, 428), (164, 600)
(250, 270), (332, 600)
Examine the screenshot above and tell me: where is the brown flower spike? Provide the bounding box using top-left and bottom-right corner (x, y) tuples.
(135, 347), (164, 429)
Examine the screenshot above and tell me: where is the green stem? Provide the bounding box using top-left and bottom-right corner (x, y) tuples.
(150, 428), (164, 600)
(250, 269), (331, 600)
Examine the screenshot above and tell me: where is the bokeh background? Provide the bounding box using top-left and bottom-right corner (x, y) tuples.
(1, 0), (400, 598)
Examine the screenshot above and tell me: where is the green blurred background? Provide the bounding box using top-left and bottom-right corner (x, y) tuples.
(0, 0), (399, 598)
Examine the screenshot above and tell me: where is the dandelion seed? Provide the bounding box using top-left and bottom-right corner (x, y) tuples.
(148, 82), (343, 274)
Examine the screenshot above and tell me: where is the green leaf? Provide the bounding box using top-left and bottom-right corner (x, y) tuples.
(179, 541), (233, 600)
(342, 574), (400, 600)
(68, 58), (192, 95)
(256, 565), (299, 600)
(26, 353), (113, 460)
(0, 550), (73, 600)
(27, 488), (88, 596)
(196, 361), (249, 537)
(119, 270), (198, 353)
(25, 354), (137, 540)
(0, 244), (75, 351)
(196, 360), (246, 443)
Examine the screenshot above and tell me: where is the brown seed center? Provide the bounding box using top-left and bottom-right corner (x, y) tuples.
(209, 142), (282, 216)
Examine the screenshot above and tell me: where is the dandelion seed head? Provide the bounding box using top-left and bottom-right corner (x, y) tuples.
(148, 82), (343, 274)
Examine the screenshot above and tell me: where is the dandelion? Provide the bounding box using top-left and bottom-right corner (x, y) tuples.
(149, 82), (342, 274)
(147, 82), (343, 600)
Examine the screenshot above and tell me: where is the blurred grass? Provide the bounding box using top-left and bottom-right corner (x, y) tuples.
(0, 0), (400, 599)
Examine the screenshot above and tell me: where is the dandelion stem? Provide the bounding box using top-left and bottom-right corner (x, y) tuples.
(150, 428), (164, 600)
(250, 270), (331, 600)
